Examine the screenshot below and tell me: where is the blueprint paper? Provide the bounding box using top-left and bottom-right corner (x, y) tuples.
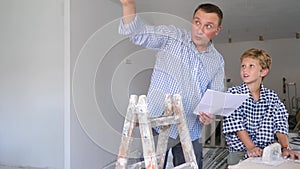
(193, 89), (249, 117)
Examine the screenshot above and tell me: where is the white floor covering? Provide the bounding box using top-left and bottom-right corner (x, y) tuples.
(0, 164), (46, 169)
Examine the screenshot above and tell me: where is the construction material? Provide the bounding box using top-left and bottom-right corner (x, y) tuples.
(262, 143), (281, 162)
(203, 148), (229, 169)
(202, 117), (226, 148)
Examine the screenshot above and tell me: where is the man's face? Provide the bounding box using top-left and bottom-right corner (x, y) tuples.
(191, 9), (221, 49)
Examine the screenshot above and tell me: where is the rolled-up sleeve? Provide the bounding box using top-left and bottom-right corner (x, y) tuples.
(274, 99), (289, 134)
(223, 107), (246, 134)
(119, 15), (142, 36)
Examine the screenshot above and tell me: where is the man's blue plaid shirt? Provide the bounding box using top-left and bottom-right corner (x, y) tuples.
(119, 16), (224, 141)
(223, 83), (289, 152)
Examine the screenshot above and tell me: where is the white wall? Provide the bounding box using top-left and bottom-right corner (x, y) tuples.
(0, 0), (65, 169)
(70, 0), (123, 168)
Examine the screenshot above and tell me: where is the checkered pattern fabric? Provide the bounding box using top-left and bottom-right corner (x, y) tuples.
(222, 83), (289, 152)
(119, 16), (225, 141)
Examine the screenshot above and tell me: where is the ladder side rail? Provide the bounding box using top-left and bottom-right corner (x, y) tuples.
(137, 95), (158, 169)
(156, 94), (173, 169)
(173, 94), (198, 169)
(115, 95), (138, 169)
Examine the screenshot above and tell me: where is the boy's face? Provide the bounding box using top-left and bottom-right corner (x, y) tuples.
(240, 57), (268, 84)
(191, 9), (221, 49)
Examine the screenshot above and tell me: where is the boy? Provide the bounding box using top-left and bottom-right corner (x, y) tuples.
(222, 48), (300, 165)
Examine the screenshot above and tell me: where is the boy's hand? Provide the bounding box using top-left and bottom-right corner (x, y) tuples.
(247, 147), (263, 157)
(282, 148), (300, 160)
(199, 112), (215, 125)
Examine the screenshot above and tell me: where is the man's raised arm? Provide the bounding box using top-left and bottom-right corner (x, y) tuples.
(120, 0), (136, 24)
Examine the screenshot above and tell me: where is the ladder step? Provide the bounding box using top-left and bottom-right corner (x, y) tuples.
(173, 162), (197, 169)
(150, 115), (180, 127)
(128, 161), (145, 169)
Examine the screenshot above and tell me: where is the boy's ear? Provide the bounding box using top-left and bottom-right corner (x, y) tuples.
(261, 68), (269, 77)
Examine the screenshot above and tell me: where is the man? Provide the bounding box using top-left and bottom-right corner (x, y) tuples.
(119, 1), (224, 168)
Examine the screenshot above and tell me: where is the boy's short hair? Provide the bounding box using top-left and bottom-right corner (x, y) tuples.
(240, 48), (272, 70)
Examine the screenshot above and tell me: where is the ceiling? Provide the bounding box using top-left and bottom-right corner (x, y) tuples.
(112, 0), (300, 44)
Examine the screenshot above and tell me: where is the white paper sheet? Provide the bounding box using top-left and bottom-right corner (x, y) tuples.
(193, 89), (249, 117)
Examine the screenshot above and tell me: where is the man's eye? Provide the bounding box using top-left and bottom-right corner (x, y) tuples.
(206, 24), (213, 29)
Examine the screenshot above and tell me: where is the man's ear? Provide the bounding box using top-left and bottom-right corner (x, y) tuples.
(215, 26), (222, 35)
(261, 68), (269, 77)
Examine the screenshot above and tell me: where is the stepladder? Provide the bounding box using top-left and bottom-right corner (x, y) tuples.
(115, 94), (198, 169)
